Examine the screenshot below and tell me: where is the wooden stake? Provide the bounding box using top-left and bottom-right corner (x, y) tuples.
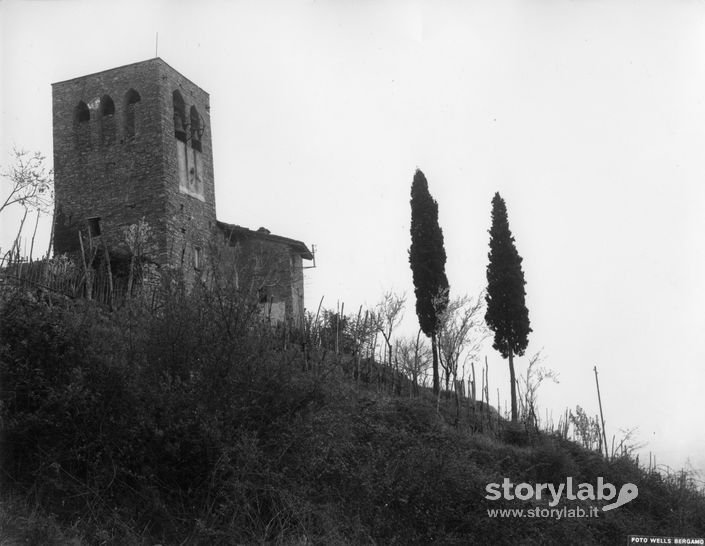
(594, 365), (609, 458)
(78, 232), (91, 299)
(102, 238), (114, 308)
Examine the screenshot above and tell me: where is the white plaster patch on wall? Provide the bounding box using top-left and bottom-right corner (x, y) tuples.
(261, 301), (286, 325)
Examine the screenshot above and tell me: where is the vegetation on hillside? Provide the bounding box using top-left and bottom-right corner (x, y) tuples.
(1, 279), (703, 545)
(485, 192), (532, 424)
(409, 169), (449, 396)
(2, 157), (703, 543)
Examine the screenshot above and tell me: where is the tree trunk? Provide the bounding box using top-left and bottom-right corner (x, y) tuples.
(29, 210), (40, 262)
(47, 204), (56, 259)
(508, 348), (518, 422)
(470, 361), (476, 403)
(454, 374), (460, 424)
(444, 357), (451, 393)
(431, 332), (439, 395)
(127, 253), (135, 300)
(102, 239), (114, 309)
(12, 208), (29, 262)
(78, 232), (92, 300)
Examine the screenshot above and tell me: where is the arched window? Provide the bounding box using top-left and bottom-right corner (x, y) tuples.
(76, 101), (90, 123)
(190, 106), (202, 152)
(100, 95), (116, 145)
(124, 89), (141, 139)
(173, 90), (186, 142)
(101, 95), (115, 116)
(174, 92), (204, 201)
(75, 101), (91, 148)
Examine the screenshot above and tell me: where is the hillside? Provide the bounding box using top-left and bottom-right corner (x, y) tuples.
(1, 286), (704, 545)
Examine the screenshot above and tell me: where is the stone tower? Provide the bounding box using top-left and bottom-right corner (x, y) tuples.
(51, 58), (216, 281)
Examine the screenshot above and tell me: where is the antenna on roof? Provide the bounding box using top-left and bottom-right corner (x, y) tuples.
(155, 32), (159, 57)
(303, 244), (317, 269)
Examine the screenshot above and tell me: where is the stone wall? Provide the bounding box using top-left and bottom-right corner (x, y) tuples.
(52, 58), (310, 324)
(51, 58), (216, 284)
(156, 60), (217, 286)
(217, 225), (308, 328)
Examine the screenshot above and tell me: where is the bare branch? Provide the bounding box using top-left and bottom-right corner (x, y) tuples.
(435, 291), (489, 391)
(395, 330), (432, 396)
(0, 148), (54, 216)
(370, 290), (407, 367)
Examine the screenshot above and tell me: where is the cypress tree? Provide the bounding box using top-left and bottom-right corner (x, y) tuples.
(485, 192), (531, 423)
(409, 169), (449, 395)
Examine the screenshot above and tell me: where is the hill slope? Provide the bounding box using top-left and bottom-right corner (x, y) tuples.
(1, 290), (703, 544)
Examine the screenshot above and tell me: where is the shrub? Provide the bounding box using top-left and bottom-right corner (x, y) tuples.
(1, 285), (704, 544)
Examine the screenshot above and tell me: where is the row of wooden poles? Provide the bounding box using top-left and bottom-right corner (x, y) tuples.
(0, 255), (154, 309)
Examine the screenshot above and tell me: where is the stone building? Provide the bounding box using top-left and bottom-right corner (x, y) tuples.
(51, 57), (312, 326)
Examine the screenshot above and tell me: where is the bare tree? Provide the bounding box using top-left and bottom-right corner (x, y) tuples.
(76, 226), (106, 302)
(1, 149), (53, 262)
(570, 406), (603, 453)
(0, 148), (53, 216)
(348, 306), (377, 385)
(395, 330), (432, 397)
(516, 350), (558, 430)
(121, 217), (156, 297)
(436, 292), (488, 394)
(610, 427), (645, 460)
(371, 291), (406, 369)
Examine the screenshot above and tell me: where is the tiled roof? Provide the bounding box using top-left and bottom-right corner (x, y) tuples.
(216, 221), (313, 260)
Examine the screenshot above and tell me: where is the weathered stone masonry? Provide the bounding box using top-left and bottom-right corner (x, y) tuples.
(52, 58), (312, 325)
(218, 223), (312, 326)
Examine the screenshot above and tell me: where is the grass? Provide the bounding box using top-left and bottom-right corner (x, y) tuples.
(1, 289), (704, 544)
(0, 495), (84, 546)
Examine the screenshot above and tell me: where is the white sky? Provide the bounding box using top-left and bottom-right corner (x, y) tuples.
(1, 0), (704, 475)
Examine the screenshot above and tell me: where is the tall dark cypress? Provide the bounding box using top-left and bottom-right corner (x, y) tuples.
(485, 192), (531, 423)
(409, 169), (449, 395)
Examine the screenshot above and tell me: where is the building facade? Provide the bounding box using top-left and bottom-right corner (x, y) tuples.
(51, 58), (311, 325)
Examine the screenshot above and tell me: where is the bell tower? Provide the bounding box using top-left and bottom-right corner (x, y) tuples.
(51, 58), (217, 279)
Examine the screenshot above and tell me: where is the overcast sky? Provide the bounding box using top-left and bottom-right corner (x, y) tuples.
(1, 0), (704, 476)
